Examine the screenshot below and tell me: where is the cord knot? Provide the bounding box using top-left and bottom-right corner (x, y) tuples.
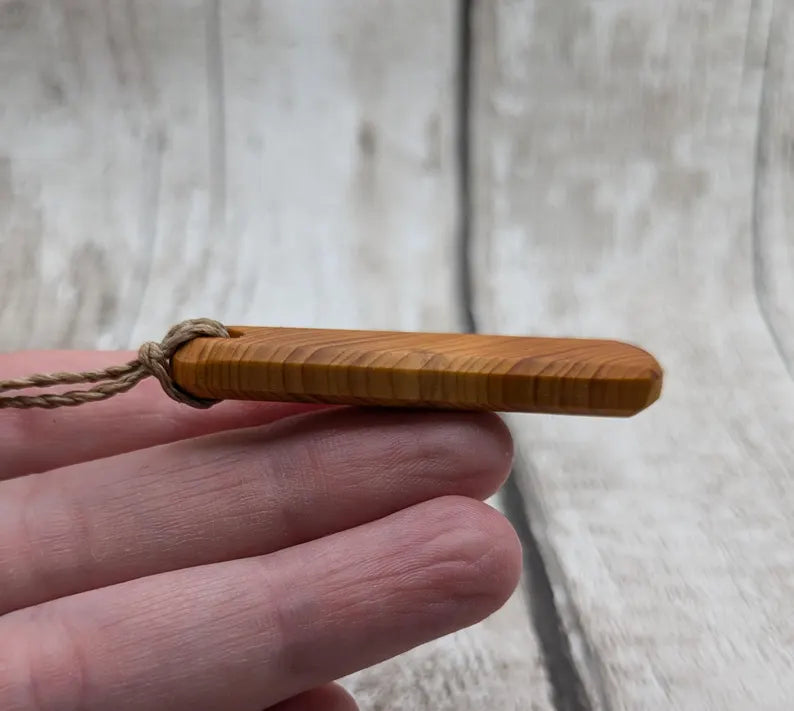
(136, 318), (230, 409)
(0, 318), (230, 410)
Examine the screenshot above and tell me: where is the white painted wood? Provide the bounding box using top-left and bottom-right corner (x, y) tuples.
(0, 2), (551, 708)
(473, 1), (794, 708)
(0, 0), (461, 349)
(753, 2), (794, 373)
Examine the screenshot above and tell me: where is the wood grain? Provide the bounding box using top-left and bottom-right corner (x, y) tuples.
(753, 1), (794, 373)
(473, 1), (794, 709)
(0, 0), (461, 349)
(172, 326), (662, 415)
(0, 3), (553, 709)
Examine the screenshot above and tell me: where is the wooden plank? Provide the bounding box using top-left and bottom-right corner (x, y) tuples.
(472, 1), (794, 708)
(0, 2), (552, 708)
(0, 0), (461, 349)
(754, 2), (794, 371)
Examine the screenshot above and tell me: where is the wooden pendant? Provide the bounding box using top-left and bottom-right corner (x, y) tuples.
(171, 326), (662, 416)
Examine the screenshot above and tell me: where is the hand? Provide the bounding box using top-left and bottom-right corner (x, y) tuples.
(0, 350), (521, 711)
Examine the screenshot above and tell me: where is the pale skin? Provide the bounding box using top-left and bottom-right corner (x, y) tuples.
(0, 351), (522, 711)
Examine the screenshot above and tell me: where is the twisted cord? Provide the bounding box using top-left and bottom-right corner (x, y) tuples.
(0, 318), (229, 410)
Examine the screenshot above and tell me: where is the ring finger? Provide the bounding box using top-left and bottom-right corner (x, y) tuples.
(1, 497), (521, 711)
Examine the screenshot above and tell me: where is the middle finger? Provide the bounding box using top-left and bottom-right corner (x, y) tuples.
(0, 408), (512, 614)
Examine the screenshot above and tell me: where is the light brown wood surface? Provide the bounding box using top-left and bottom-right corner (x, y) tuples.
(473, 1), (794, 709)
(173, 326), (662, 415)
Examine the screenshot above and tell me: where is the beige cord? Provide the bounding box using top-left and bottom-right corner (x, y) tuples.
(0, 318), (229, 410)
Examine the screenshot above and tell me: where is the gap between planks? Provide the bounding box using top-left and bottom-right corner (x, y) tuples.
(455, 2), (596, 709)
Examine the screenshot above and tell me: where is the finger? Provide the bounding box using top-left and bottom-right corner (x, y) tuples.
(267, 684), (358, 711)
(0, 350), (323, 479)
(1, 497), (522, 711)
(1, 409), (513, 613)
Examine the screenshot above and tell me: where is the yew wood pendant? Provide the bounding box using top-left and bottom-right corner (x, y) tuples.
(171, 326), (662, 417)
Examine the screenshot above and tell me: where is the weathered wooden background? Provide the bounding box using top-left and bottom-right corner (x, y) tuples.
(2, 1), (793, 709)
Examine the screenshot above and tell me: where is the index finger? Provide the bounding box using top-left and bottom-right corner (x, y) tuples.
(0, 350), (322, 479)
